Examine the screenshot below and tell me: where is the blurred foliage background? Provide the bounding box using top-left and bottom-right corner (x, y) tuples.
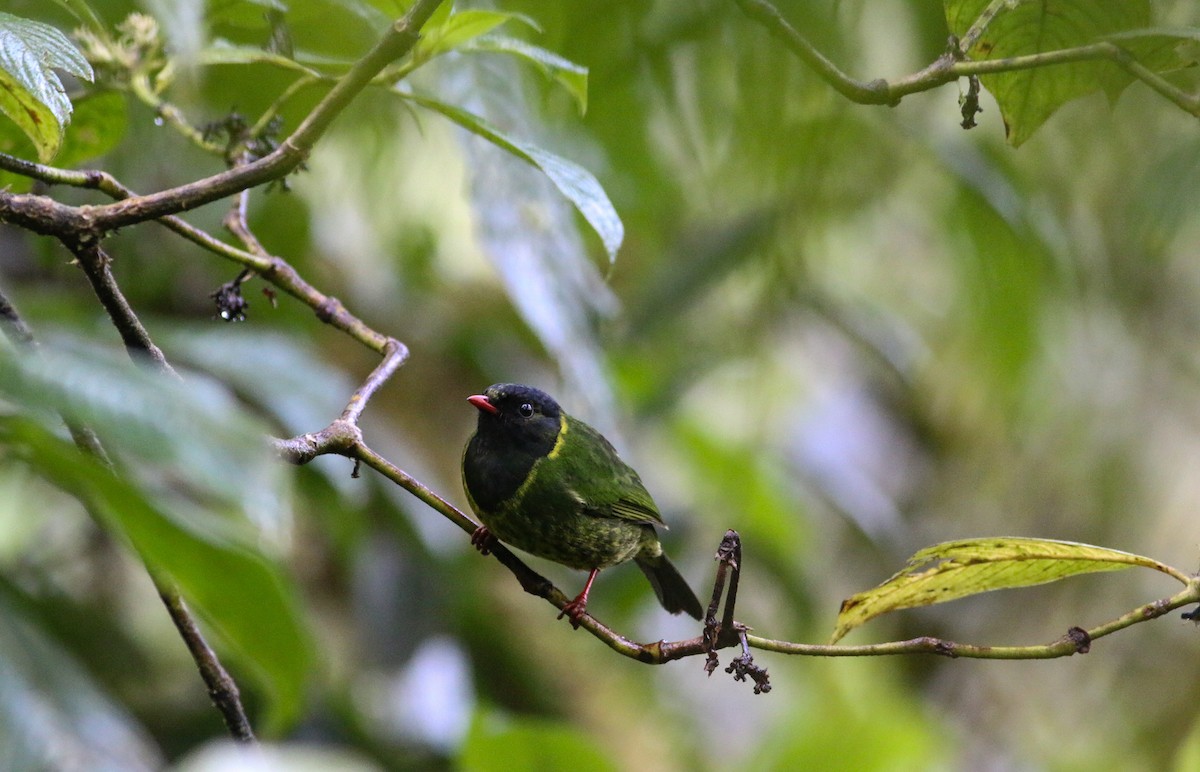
(1, 0), (1200, 769)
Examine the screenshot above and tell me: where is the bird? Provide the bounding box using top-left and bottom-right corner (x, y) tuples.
(462, 383), (704, 627)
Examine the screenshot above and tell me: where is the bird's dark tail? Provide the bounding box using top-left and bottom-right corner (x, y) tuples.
(635, 553), (704, 619)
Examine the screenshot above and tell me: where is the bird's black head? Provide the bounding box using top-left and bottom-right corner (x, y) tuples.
(464, 384), (564, 512)
(468, 383), (562, 450)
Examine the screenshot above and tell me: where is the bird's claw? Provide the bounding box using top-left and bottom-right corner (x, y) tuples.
(470, 526), (496, 555)
(557, 599), (587, 629)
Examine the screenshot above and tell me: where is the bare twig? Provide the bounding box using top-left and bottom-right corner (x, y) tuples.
(224, 189), (269, 258)
(340, 338), (409, 424)
(0, 154), (396, 356)
(63, 238), (178, 376)
(156, 583), (256, 742)
(0, 288), (255, 742)
(274, 419), (1200, 681)
(0, 0), (443, 740)
(0, 288), (36, 346)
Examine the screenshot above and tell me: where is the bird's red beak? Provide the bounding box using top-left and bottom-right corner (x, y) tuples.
(468, 394), (499, 415)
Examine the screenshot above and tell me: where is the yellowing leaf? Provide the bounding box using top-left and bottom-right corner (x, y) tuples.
(831, 537), (1178, 643)
(0, 12), (93, 161)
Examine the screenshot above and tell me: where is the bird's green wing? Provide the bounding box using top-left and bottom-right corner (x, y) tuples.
(554, 415), (665, 526)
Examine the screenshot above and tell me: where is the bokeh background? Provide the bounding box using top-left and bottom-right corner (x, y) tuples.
(2, 0), (1199, 769)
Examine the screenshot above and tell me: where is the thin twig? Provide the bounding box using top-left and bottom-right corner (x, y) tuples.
(340, 339), (409, 424)
(748, 580), (1200, 658)
(249, 74), (328, 139)
(955, 0), (1012, 56)
(129, 72), (226, 155)
(0, 154), (395, 355)
(737, 0), (1200, 117)
(274, 427), (1200, 673)
(64, 238), (178, 376)
(156, 583), (256, 741)
(224, 189), (269, 258)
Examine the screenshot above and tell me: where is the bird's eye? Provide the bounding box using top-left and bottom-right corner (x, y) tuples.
(519, 403), (534, 417)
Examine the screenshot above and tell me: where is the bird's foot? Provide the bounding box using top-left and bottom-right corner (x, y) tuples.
(470, 526), (497, 555)
(557, 597), (588, 629)
(556, 568), (599, 630)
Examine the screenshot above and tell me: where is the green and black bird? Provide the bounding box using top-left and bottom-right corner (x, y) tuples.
(462, 383), (704, 626)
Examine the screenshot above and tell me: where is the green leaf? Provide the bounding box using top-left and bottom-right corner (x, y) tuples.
(0, 11), (94, 161)
(944, 0), (1151, 146)
(0, 338), (288, 538)
(48, 0), (107, 37)
(1102, 27), (1200, 72)
(0, 590), (161, 771)
(415, 10), (529, 62)
(461, 713), (617, 772)
(831, 537), (1178, 643)
(53, 90), (127, 166)
(0, 90), (127, 192)
(0, 337), (313, 730)
(0, 416), (314, 734)
(201, 40), (328, 77)
(467, 35), (588, 115)
(405, 94), (624, 262)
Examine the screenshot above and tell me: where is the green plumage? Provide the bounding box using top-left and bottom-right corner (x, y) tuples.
(463, 383), (703, 621)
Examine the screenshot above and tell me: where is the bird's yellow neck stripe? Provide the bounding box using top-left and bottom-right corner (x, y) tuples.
(548, 414), (569, 459)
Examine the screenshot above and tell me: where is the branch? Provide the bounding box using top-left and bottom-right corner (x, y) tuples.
(747, 576), (1200, 658)
(276, 379), (1200, 677)
(276, 383), (1200, 689)
(0, 285), (255, 742)
(89, 0), (446, 231)
(276, 373), (1200, 682)
(0, 0), (448, 237)
(155, 582), (256, 741)
(736, 0), (1200, 117)
(63, 238), (178, 375)
(0, 155), (397, 358)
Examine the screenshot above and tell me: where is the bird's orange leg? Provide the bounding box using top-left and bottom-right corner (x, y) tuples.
(558, 568), (600, 629)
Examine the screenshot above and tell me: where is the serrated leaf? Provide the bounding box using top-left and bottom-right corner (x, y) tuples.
(405, 94), (623, 262)
(831, 537), (1177, 643)
(467, 35), (588, 115)
(944, 0), (1151, 146)
(0, 12), (93, 161)
(0, 417), (313, 733)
